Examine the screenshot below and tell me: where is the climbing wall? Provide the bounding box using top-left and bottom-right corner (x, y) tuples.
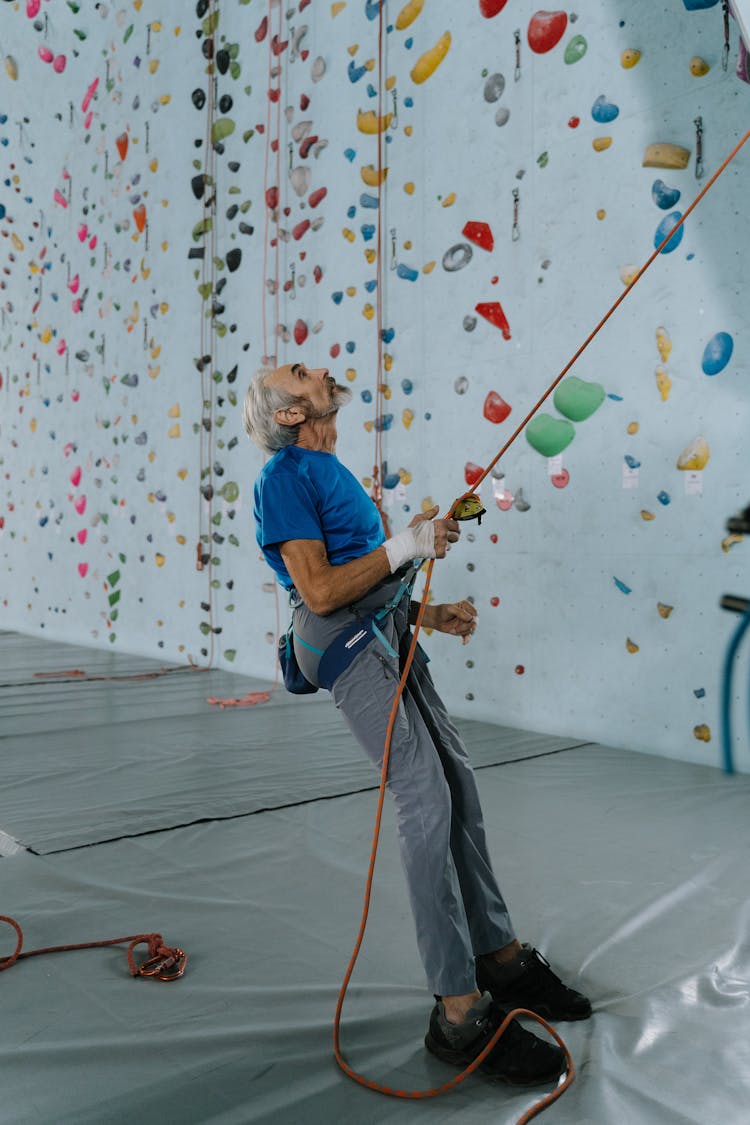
(1, 0), (748, 770)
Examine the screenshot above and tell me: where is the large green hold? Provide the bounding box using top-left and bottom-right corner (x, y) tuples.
(553, 376), (605, 421)
(212, 118), (236, 143)
(525, 415), (576, 457)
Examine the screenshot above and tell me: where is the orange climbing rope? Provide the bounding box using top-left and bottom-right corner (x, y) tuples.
(333, 123), (750, 1119)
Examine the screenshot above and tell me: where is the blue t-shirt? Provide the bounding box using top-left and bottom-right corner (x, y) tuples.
(254, 445), (386, 590)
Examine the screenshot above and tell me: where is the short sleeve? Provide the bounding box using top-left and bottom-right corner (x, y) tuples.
(255, 467), (324, 549)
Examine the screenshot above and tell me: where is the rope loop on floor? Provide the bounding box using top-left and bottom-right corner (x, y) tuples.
(0, 916), (188, 982)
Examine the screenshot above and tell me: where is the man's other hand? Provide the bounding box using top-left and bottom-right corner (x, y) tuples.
(427, 601), (478, 644)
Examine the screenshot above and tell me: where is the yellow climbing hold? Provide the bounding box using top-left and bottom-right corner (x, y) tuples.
(176, 535), (186, 546)
(423, 261), (436, 273)
(404, 125), (413, 136)
(364, 248), (376, 263)
(655, 365), (672, 402)
(399, 468), (412, 484)
(4, 56), (18, 81)
(656, 325), (672, 363)
(621, 48), (641, 68)
(177, 469), (188, 480)
(627, 422), (640, 435)
(331, 2), (346, 16)
(403, 408), (414, 429)
(168, 403), (180, 418)
(657, 603), (674, 618)
(362, 303), (375, 320)
(441, 192), (457, 207)
(690, 56), (710, 77)
(625, 638), (639, 654)
(396, 0), (425, 31)
(592, 137), (612, 152)
(360, 164), (388, 186)
(693, 724), (711, 743)
(619, 264), (638, 286)
(385, 75), (396, 89)
(30, 417), (37, 433)
(364, 420), (374, 432)
(155, 553), (166, 567)
(641, 510), (655, 521)
(345, 367), (356, 382)
(677, 436), (710, 471)
(642, 143), (690, 170)
(383, 354), (393, 372)
(342, 227), (355, 242)
(347, 44), (359, 57)
(357, 110), (393, 134)
(365, 59), (376, 72)
(722, 533), (744, 553)
(345, 286), (357, 296)
(40, 326), (52, 344)
(404, 181), (415, 194)
(411, 31), (451, 84)
(596, 209), (606, 220)
(404, 239), (413, 250)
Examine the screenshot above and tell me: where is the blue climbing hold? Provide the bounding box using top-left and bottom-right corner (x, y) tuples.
(651, 179), (681, 210)
(591, 95), (619, 123)
(345, 341), (356, 354)
(624, 454), (641, 469)
(374, 413), (394, 431)
(332, 291), (343, 304)
(654, 212), (684, 254)
(343, 148), (356, 162)
(396, 263), (419, 281)
(347, 205), (357, 219)
(401, 379), (413, 395)
(348, 59), (368, 83)
(360, 193), (379, 209)
(365, 0), (384, 20)
(361, 223), (376, 241)
(657, 490), (671, 506)
(381, 327), (395, 344)
(701, 331), (733, 376)
(613, 577), (632, 595)
(361, 389), (373, 403)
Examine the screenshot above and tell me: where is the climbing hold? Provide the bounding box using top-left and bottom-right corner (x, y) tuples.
(442, 243), (473, 272)
(475, 301), (511, 340)
(411, 32), (451, 85)
(682, 0), (720, 9)
(592, 137), (612, 152)
(396, 263), (419, 281)
(627, 422), (640, 435)
(641, 510), (655, 521)
(462, 221), (494, 252)
(553, 376), (605, 422)
(483, 73), (506, 103)
(514, 488), (531, 512)
(551, 469), (570, 489)
(701, 332), (733, 376)
(360, 164), (388, 186)
(483, 391), (511, 423)
(655, 365), (672, 401)
(357, 110), (392, 134)
(722, 534), (744, 552)
(564, 35), (588, 64)
(642, 143), (690, 170)
(591, 95), (619, 123)
(693, 724), (711, 743)
(402, 408), (414, 429)
(624, 455), (641, 470)
(525, 415), (575, 457)
(620, 264), (639, 286)
(656, 325), (672, 362)
(614, 577), (632, 595)
(689, 56), (710, 76)
(454, 375), (469, 394)
(657, 491), (671, 505)
(293, 319), (308, 345)
(625, 638), (639, 654)
(441, 193), (457, 208)
(527, 10), (568, 54)
(395, 0), (425, 30)
(463, 316), (477, 332)
(657, 602), (674, 618)
(290, 167), (311, 197)
(464, 462), (485, 487)
(495, 107), (510, 126)
(480, 0), (510, 15)
(676, 436), (710, 471)
(654, 211), (684, 253)
(621, 48), (641, 68)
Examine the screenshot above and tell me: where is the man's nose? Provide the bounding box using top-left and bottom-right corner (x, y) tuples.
(310, 367), (329, 381)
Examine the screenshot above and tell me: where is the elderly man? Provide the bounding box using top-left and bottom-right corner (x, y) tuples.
(244, 361), (590, 1086)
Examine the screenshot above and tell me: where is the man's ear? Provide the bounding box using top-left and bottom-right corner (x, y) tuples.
(274, 404), (306, 428)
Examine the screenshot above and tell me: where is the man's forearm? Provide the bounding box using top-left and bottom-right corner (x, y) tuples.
(311, 546), (392, 615)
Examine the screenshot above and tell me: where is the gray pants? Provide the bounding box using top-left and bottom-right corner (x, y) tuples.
(292, 575), (516, 996)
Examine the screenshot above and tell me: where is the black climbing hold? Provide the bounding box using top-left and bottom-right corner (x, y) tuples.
(226, 248), (242, 272)
(192, 88), (206, 110)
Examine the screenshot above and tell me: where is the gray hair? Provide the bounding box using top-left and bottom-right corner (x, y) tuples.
(242, 366), (304, 454)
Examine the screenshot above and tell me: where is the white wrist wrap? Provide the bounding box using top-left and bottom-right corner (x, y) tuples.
(383, 522), (436, 573)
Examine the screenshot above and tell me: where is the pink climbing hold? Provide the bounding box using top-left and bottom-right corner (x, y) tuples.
(527, 10), (568, 54)
(27, 0), (41, 17)
(551, 468), (570, 489)
(38, 46), (54, 64)
(53, 189), (68, 209)
(475, 301), (511, 340)
(74, 495), (87, 515)
(483, 391), (511, 423)
(70, 466), (82, 487)
(78, 562), (88, 578)
(77, 529), (87, 545)
(82, 78), (99, 114)
(293, 319), (308, 345)
(53, 55), (67, 74)
(68, 274), (80, 294)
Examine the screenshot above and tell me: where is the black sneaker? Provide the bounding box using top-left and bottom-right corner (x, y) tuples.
(476, 945), (592, 1022)
(424, 991), (565, 1087)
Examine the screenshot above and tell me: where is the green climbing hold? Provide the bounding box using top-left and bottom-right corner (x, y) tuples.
(552, 376), (605, 421)
(564, 35), (588, 64)
(212, 118), (236, 143)
(525, 415), (576, 457)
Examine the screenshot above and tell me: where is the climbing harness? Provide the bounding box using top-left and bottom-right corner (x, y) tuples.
(0, 915), (187, 982)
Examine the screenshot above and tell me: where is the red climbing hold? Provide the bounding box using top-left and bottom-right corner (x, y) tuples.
(462, 221), (494, 252)
(292, 219), (311, 241)
(115, 132), (128, 161)
(300, 93), (310, 110)
(480, 0), (510, 16)
(308, 187), (328, 208)
(265, 186), (279, 210)
(255, 16), (268, 42)
(268, 87), (281, 103)
(464, 462), (484, 487)
(483, 390), (511, 423)
(527, 10), (568, 54)
(271, 35), (288, 56)
(475, 301), (511, 340)
(568, 116), (580, 128)
(313, 265), (323, 283)
(294, 319), (308, 346)
(299, 135), (319, 159)
(330, 342), (340, 358)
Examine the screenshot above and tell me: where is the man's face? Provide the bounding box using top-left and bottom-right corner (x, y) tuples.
(266, 362), (351, 420)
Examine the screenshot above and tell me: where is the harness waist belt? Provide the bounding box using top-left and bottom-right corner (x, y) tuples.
(316, 612), (395, 690)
